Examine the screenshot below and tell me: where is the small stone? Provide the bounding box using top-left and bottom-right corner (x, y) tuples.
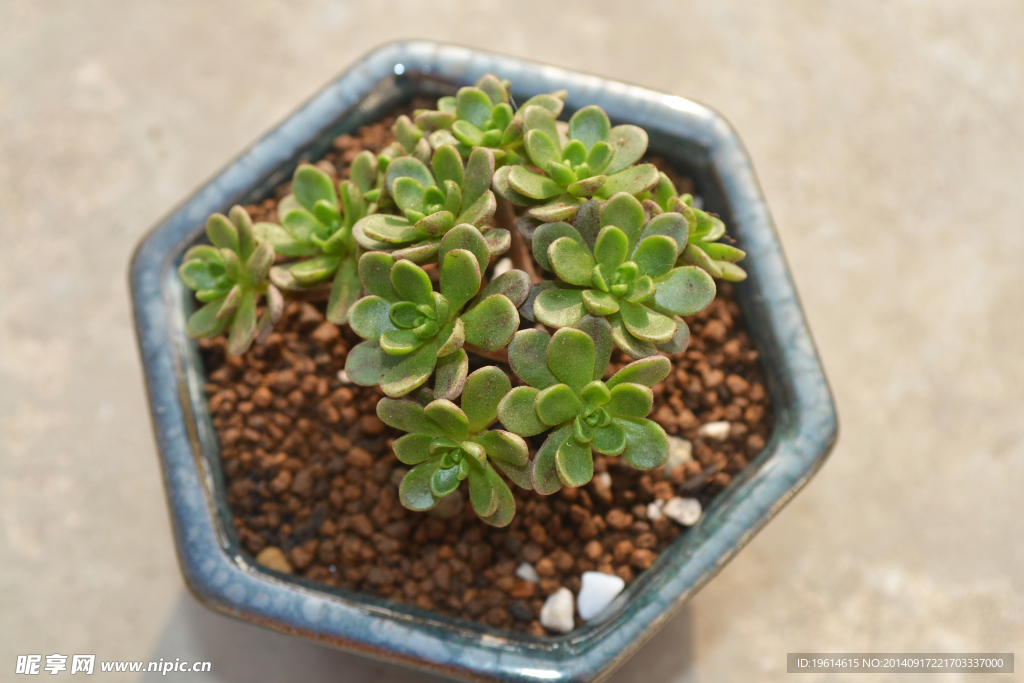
(255, 547), (292, 574)
(664, 436), (693, 473)
(540, 587), (575, 634)
(311, 321), (341, 345)
(516, 562), (539, 584)
(492, 257), (514, 277)
(647, 500), (665, 521)
(697, 421), (731, 441)
(605, 509), (633, 530)
(594, 472), (612, 489)
(577, 571), (625, 621)
(336, 370), (352, 384)
(359, 415), (386, 436)
(663, 497), (702, 526)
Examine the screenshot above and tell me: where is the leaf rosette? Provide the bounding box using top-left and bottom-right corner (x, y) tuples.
(523, 192), (716, 358)
(254, 158), (388, 323)
(496, 317), (672, 493)
(179, 205), (282, 355)
(344, 244), (529, 398)
(492, 104), (659, 223)
(380, 366), (531, 527)
(648, 173), (748, 281)
(352, 145), (509, 265)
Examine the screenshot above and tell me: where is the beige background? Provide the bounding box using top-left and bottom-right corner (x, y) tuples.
(2, 1), (1022, 681)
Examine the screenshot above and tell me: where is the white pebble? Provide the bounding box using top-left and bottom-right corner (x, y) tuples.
(337, 370), (352, 384)
(515, 562), (539, 584)
(664, 436), (693, 473)
(540, 587), (575, 633)
(491, 257), (514, 277)
(646, 499), (665, 522)
(662, 496), (702, 526)
(697, 421), (731, 441)
(577, 571), (626, 621)
(594, 472), (612, 489)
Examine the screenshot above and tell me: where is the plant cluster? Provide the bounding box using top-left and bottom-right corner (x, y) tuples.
(180, 73), (747, 525)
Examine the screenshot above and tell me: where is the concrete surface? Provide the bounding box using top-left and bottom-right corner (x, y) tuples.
(1, 1), (1022, 681)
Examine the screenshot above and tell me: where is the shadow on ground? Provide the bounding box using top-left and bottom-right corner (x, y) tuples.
(142, 592), (695, 682)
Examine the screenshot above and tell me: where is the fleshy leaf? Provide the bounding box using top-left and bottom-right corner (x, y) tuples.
(400, 461), (441, 511)
(657, 320), (691, 354)
(492, 456), (532, 491)
(605, 125), (649, 175)
(573, 199), (604, 250)
(326, 257), (361, 324)
(519, 280), (557, 323)
(632, 235), (678, 279)
(598, 163), (660, 199)
(532, 424), (571, 494)
(227, 291), (257, 356)
(439, 248), (482, 314)
(431, 144), (464, 187)
(531, 221), (584, 272)
(348, 296), (398, 340)
(533, 288), (586, 329)
(592, 422), (626, 456)
(527, 197), (585, 222)
(548, 237), (596, 287)
(568, 105), (611, 151)
(392, 433), (434, 465)
(497, 386), (546, 436)
(607, 355), (672, 389)
(618, 417), (670, 469)
(293, 166), (337, 212)
(424, 399), (470, 441)
(463, 147), (495, 209)
(476, 430), (528, 467)
(606, 383), (654, 418)
(385, 156), (435, 196)
(640, 212), (689, 256)
(507, 329), (558, 390)
(479, 469), (515, 527)
(462, 366), (512, 433)
(431, 465), (462, 498)
(580, 381), (611, 406)
(439, 225), (489, 273)
(608, 313), (658, 359)
(344, 340), (402, 385)
(582, 289), (619, 316)
(468, 467), (497, 518)
(535, 384), (583, 426)
(491, 165), (539, 206)
(600, 192), (645, 250)
(618, 300), (677, 343)
(594, 226), (629, 270)
(360, 214), (421, 245)
(653, 266), (717, 316)
(206, 214), (239, 252)
(555, 437), (594, 487)
(547, 327), (595, 394)
(391, 260), (434, 305)
(380, 324), (455, 397)
(434, 349), (469, 401)
(456, 87), (494, 129)
(461, 294), (519, 351)
(377, 397), (446, 436)
(253, 222), (316, 258)
(508, 166), (563, 200)
(477, 269), (530, 308)
(574, 315), (614, 381)
(524, 129), (561, 169)
(186, 299), (227, 338)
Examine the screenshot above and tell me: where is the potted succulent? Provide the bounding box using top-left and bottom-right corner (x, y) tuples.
(131, 42), (836, 682)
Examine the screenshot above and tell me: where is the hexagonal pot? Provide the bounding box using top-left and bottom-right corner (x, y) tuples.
(130, 40), (837, 683)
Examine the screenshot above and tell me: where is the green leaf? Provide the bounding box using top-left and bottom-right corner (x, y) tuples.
(424, 399), (469, 441)
(531, 221), (584, 272)
(523, 105), (561, 152)
(605, 124), (649, 175)
(701, 242), (746, 263)
(358, 252), (399, 300)
(657, 319), (691, 353)
(608, 313), (658, 359)
(491, 455), (532, 491)
(376, 397), (445, 435)
(477, 269), (530, 308)
(434, 348), (469, 401)
(480, 227), (511, 258)
(479, 469), (516, 527)
(520, 93), (564, 117)
(462, 147), (495, 209)
(293, 165), (337, 212)
(561, 139), (586, 167)
(580, 381), (611, 405)
(533, 288), (586, 329)
(532, 425), (571, 494)
(379, 323), (453, 397)
(179, 261), (219, 291)
(536, 384), (583, 426)
(326, 256), (361, 324)
(581, 289), (619, 316)
(380, 329), (425, 355)
(415, 109), (456, 132)
(436, 316), (464, 356)
(289, 254), (341, 286)
(439, 224), (490, 274)
(519, 280), (557, 323)
(632, 234), (678, 279)
(681, 243), (723, 278)
(506, 329), (557, 389)
(497, 386), (546, 437)
(547, 327), (595, 394)
(393, 433), (434, 465)
(618, 417), (669, 469)
(640, 212), (689, 256)
(439, 248), (482, 314)
(350, 150), (377, 193)
(476, 430), (528, 467)
(400, 461), (441, 511)
(186, 299), (227, 338)
(568, 105), (611, 151)
(227, 290), (257, 356)
(360, 214), (421, 245)
(469, 467), (497, 518)
(572, 315), (613, 381)
(607, 355), (671, 389)
(431, 465), (462, 498)
(548, 237), (596, 287)
(391, 260), (434, 305)
(556, 437), (594, 487)
(392, 177), (427, 214)
(606, 383), (654, 418)
(587, 141), (613, 174)
(528, 197), (585, 222)
(280, 209), (321, 246)
(344, 339), (398, 384)
(348, 296), (397, 340)
(618, 300), (677, 343)
(598, 163), (660, 199)
(594, 226), (629, 271)
(386, 156), (435, 195)
(431, 144), (464, 187)
(451, 119), (485, 147)
(253, 222), (316, 257)
(592, 422), (626, 456)
(456, 86), (494, 129)
(718, 262), (748, 281)
(490, 165), (539, 206)
(653, 266), (717, 316)
(573, 199), (603, 250)
(508, 166), (563, 200)
(461, 294), (519, 351)
(206, 213), (239, 252)
(524, 129), (561, 169)
(230, 206), (255, 260)
(600, 192), (646, 251)
(475, 74), (508, 104)
(566, 175), (606, 198)
(456, 190), (496, 228)
(462, 366), (512, 433)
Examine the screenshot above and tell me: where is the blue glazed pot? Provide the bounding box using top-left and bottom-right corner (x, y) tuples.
(130, 41), (837, 683)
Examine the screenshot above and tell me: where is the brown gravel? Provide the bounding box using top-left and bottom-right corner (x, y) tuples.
(197, 111), (773, 636)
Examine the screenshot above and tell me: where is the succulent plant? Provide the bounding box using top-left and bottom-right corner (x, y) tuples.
(402, 74), (567, 166)
(379, 366), (532, 526)
(255, 158), (387, 323)
(352, 145), (510, 265)
(344, 244), (529, 398)
(648, 173), (748, 282)
(496, 318), (671, 493)
(521, 192), (717, 359)
(179, 206), (282, 355)
(492, 104), (659, 223)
